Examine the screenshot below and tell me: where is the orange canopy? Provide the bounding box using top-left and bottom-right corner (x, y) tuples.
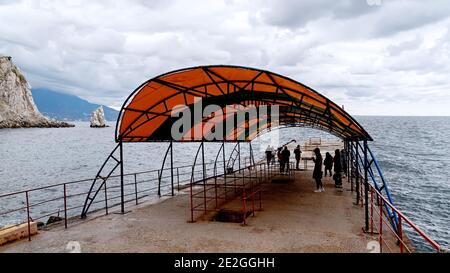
(116, 65), (372, 142)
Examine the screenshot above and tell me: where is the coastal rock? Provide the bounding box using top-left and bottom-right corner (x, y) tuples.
(46, 216), (63, 225)
(90, 106), (107, 128)
(0, 55), (74, 128)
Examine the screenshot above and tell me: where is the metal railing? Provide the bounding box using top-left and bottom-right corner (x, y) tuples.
(0, 160), (227, 242)
(349, 141), (444, 253)
(363, 180), (442, 253)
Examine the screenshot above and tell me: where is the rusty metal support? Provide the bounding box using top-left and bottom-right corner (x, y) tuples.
(119, 141), (125, 214)
(63, 184), (68, 229)
(25, 191), (31, 241)
(364, 140), (369, 232)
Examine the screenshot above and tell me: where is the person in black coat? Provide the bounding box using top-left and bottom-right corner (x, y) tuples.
(323, 152), (333, 177)
(312, 148), (324, 192)
(333, 149), (343, 188)
(294, 145), (302, 170)
(281, 146), (291, 174)
(277, 147), (284, 173)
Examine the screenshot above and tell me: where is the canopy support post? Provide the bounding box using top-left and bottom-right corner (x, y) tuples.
(355, 141), (360, 205)
(350, 141), (354, 192)
(189, 142), (204, 222)
(158, 142), (172, 197)
(238, 142), (241, 171)
(119, 141), (125, 214)
(222, 141), (227, 200)
(249, 142), (255, 166)
(201, 141), (207, 213)
(345, 141), (350, 179)
(364, 140), (369, 232)
(170, 140), (174, 196)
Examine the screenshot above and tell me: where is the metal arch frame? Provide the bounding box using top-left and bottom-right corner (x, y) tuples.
(213, 142), (225, 178)
(81, 65), (375, 219)
(354, 141), (399, 230)
(118, 92), (363, 142)
(198, 99), (358, 141)
(115, 65), (372, 143)
(157, 141), (174, 197)
(119, 88), (361, 142)
(226, 142), (241, 171)
(253, 123), (349, 141)
(81, 142), (124, 218)
(346, 140), (399, 233)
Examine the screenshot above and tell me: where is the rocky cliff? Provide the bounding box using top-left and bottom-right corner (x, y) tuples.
(0, 56), (73, 128)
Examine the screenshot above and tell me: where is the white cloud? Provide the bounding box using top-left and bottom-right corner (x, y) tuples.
(1, 0), (450, 115)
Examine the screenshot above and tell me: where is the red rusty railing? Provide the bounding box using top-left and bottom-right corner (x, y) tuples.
(361, 179), (442, 253)
(0, 163), (217, 241)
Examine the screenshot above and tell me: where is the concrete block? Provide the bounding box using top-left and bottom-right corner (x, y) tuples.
(0, 222), (38, 246)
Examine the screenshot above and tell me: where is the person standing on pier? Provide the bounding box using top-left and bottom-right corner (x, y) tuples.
(294, 145), (302, 170)
(324, 152), (333, 177)
(333, 149), (343, 188)
(282, 146), (291, 174)
(277, 147), (284, 173)
(312, 148), (324, 192)
(265, 145), (274, 167)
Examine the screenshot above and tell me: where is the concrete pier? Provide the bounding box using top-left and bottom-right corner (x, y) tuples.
(0, 169), (387, 253)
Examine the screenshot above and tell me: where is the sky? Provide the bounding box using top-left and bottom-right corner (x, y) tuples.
(1, 0), (450, 115)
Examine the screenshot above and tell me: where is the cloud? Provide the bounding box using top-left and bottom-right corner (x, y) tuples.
(370, 0), (450, 37)
(260, 0), (376, 28)
(0, 0), (450, 115)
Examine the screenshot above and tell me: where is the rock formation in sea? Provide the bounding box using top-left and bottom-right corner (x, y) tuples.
(90, 106), (107, 128)
(0, 55), (74, 128)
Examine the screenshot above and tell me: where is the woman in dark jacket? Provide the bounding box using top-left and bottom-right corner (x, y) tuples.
(277, 147), (284, 173)
(323, 152), (333, 177)
(312, 148), (324, 192)
(333, 149), (343, 188)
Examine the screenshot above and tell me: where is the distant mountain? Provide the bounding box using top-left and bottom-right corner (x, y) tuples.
(32, 88), (119, 121)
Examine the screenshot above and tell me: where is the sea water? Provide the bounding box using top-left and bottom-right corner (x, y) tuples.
(0, 117), (449, 251)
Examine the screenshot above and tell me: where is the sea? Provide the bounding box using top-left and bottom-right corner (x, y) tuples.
(0, 116), (449, 252)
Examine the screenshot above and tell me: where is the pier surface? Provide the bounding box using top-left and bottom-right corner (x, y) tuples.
(0, 170), (379, 253)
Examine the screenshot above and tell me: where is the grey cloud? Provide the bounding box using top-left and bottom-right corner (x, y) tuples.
(1, 0), (450, 114)
(387, 35), (423, 56)
(370, 0), (450, 37)
(260, 0), (376, 28)
(345, 87), (379, 98)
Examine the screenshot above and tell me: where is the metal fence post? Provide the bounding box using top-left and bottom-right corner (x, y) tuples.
(355, 141), (360, 204)
(104, 182), (109, 215)
(177, 167), (180, 191)
(364, 140), (369, 232)
(157, 170), (161, 197)
(25, 191), (31, 241)
(119, 141), (125, 214)
(238, 142), (241, 172)
(399, 217), (404, 253)
(379, 198), (384, 253)
(370, 187), (374, 234)
(170, 141), (174, 196)
(134, 173), (138, 205)
(202, 141), (206, 214)
(63, 184), (68, 229)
